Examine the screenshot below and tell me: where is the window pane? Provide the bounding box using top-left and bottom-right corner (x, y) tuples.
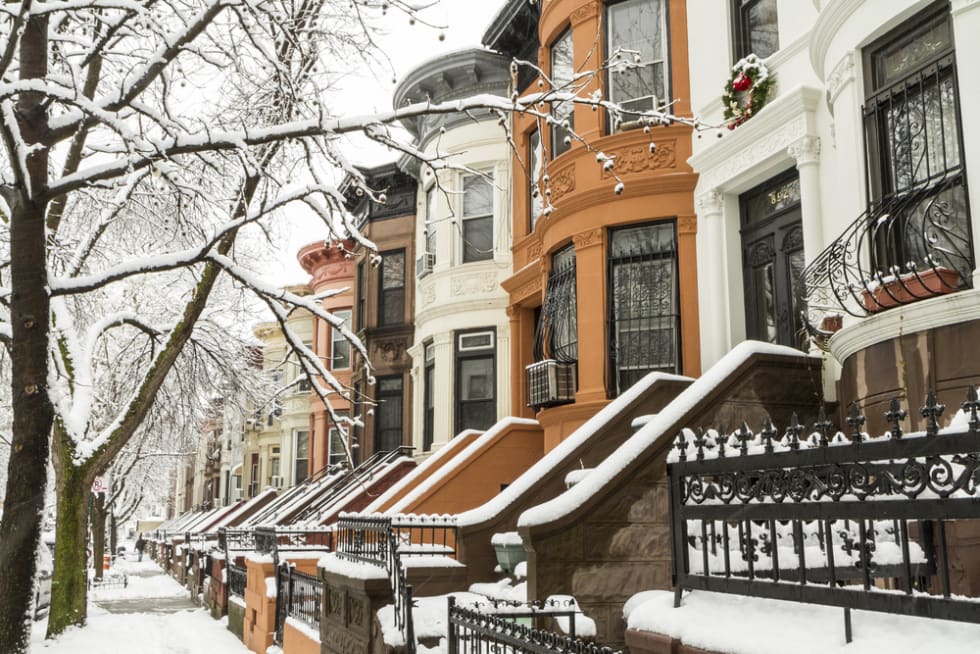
(381, 289), (404, 325)
(551, 29), (575, 156)
(382, 252), (405, 289)
(460, 357), (493, 401)
(332, 309), (352, 369)
(529, 130), (544, 228)
(376, 380), (403, 453)
(744, 0), (779, 59)
(463, 215), (493, 262)
(608, 0), (665, 116)
(463, 175), (493, 217)
(610, 222), (675, 257)
(873, 18), (951, 88)
(425, 188), (438, 261)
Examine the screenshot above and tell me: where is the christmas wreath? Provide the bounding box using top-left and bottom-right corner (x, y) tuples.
(722, 54), (774, 129)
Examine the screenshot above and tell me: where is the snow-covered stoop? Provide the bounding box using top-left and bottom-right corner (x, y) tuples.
(623, 590), (980, 654)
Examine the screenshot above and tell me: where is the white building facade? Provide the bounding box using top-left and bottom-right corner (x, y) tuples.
(394, 49), (515, 457)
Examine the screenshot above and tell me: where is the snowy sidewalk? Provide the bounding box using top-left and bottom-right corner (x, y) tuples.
(31, 557), (250, 654)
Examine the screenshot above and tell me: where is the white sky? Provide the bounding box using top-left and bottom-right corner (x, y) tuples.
(269, 0), (507, 285)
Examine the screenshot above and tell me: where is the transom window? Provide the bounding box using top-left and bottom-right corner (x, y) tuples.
(608, 221), (679, 396)
(731, 0), (778, 61)
(606, 0), (668, 130)
(378, 250), (405, 326)
(461, 174), (494, 263)
(550, 28), (575, 157)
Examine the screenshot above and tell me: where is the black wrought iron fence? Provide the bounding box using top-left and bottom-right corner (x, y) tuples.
(227, 563), (247, 599)
(273, 562), (323, 645)
(667, 389), (980, 641)
(336, 513), (457, 654)
(447, 596), (617, 654)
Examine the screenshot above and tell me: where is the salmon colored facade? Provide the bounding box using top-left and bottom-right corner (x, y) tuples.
(500, 0), (700, 451)
(298, 240), (355, 474)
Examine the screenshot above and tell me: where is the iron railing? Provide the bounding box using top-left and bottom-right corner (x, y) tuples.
(335, 513), (458, 654)
(273, 562), (323, 645)
(227, 563), (247, 600)
(667, 388), (980, 642)
(447, 596), (617, 654)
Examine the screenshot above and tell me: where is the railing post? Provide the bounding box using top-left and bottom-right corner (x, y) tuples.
(447, 596), (457, 654)
(405, 584), (415, 654)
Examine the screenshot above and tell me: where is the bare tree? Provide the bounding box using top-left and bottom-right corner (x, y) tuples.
(0, 0), (694, 648)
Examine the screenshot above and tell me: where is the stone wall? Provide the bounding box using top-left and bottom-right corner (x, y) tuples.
(320, 568), (393, 654)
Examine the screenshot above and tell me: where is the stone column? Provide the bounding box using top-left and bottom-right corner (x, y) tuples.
(572, 227), (607, 403)
(788, 135), (824, 265)
(951, 0), (980, 286)
(695, 189), (727, 369)
(431, 331), (454, 447)
(570, 1), (603, 143)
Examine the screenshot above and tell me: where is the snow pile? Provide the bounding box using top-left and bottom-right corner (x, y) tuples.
(563, 469), (591, 488)
(624, 590), (980, 654)
(490, 531), (522, 547)
(468, 578), (527, 603)
(519, 342), (817, 528)
(377, 592), (484, 646)
(318, 552), (387, 580)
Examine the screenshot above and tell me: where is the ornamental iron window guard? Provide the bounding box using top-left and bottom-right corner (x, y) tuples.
(667, 388), (980, 643)
(336, 513), (459, 654)
(447, 596), (619, 654)
(273, 562), (323, 646)
(801, 50), (972, 335)
(227, 563), (247, 599)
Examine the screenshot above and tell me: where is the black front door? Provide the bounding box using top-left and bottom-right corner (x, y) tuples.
(740, 171), (806, 349)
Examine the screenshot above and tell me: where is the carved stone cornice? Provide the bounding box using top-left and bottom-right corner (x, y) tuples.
(570, 1), (599, 26)
(452, 273), (501, 296)
(788, 135), (821, 166)
(825, 52), (855, 106)
(572, 228), (603, 250)
(601, 139), (676, 179)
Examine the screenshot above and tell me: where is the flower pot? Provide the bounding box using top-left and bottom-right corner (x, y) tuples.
(861, 267), (960, 313)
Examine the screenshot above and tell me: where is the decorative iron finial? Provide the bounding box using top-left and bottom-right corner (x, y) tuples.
(962, 385), (980, 433)
(920, 390), (945, 437)
(885, 397), (907, 439)
(737, 421), (752, 456)
(846, 403), (865, 444)
(675, 430), (688, 461)
(814, 407), (833, 447)
(717, 425), (727, 458)
(761, 417), (776, 454)
(785, 413), (802, 451)
(695, 427), (706, 461)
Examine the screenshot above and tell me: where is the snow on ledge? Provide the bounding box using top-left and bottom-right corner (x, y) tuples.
(625, 590), (980, 654)
(386, 417), (540, 515)
(457, 371), (691, 528)
(518, 342), (818, 528)
(318, 553), (387, 580)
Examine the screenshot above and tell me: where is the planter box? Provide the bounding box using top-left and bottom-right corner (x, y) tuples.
(861, 267), (960, 313)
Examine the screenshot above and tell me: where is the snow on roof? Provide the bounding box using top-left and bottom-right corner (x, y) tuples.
(518, 342), (819, 529)
(455, 372), (690, 528)
(385, 417), (539, 515)
(625, 590), (980, 654)
(361, 430), (482, 514)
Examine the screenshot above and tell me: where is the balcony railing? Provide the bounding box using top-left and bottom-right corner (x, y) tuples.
(801, 174), (973, 334)
(667, 388), (980, 642)
(274, 562), (323, 646)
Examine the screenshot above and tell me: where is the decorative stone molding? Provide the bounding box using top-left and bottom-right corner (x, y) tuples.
(572, 228), (603, 250)
(690, 87), (822, 193)
(421, 283), (436, 307)
(452, 273), (500, 296)
(809, 0), (864, 79)
(513, 276), (542, 304)
(788, 135), (821, 166)
(570, 1), (599, 25)
(526, 238), (543, 262)
(695, 189), (723, 215)
(825, 52), (855, 106)
(372, 338), (408, 365)
(677, 216), (698, 235)
(549, 164), (576, 203)
(601, 140), (676, 178)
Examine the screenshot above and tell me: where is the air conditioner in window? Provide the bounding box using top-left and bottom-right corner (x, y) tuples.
(416, 252), (435, 278)
(270, 475), (283, 489)
(526, 359), (577, 409)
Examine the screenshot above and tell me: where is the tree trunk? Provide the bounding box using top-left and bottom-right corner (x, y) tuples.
(47, 463), (92, 637)
(0, 14), (52, 654)
(109, 514), (118, 559)
(91, 493), (107, 580)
